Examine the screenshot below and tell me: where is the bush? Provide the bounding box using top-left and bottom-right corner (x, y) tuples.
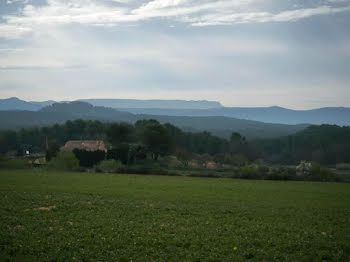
(120, 165), (157, 175)
(94, 160), (124, 173)
(160, 156), (183, 168)
(47, 152), (79, 171)
(231, 154), (249, 167)
(258, 165), (269, 174)
(265, 166), (297, 181)
(307, 163), (342, 182)
(73, 149), (106, 167)
(238, 166), (260, 179)
(0, 155), (31, 169)
(45, 142), (60, 162)
(115, 161), (177, 176)
(107, 144), (129, 165)
(188, 172), (221, 178)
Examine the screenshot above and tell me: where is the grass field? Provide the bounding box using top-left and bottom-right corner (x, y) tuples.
(0, 170), (350, 261)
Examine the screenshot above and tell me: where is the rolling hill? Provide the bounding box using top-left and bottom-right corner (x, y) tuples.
(114, 106), (350, 126)
(0, 102), (308, 139)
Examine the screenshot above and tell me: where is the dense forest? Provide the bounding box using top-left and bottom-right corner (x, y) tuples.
(0, 119), (237, 163)
(255, 125), (350, 165)
(0, 119), (350, 166)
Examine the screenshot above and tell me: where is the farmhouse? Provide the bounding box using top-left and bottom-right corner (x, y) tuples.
(61, 140), (107, 152)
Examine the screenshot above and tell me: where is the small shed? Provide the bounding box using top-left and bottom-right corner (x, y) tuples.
(61, 140), (107, 152)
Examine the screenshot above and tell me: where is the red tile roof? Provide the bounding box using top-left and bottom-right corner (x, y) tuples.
(61, 140), (107, 152)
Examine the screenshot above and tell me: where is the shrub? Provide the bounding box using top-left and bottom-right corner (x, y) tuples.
(265, 166), (297, 181)
(116, 161), (177, 176)
(188, 172), (221, 178)
(161, 156), (183, 168)
(73, 149), (106, 167)
(238, 166), (260, 179)
(307, 163), (342, 182)
(0, 155), (31, 169)
(107, 144), (130, 165)
(94, 160), (123, 173)
(258, 165), (269, 174)
(47, 152), (79, 171)
(231, 154), (249, 167)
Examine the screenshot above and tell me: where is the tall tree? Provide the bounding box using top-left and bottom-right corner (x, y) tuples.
(106, 122), (135, 146)
(139, 121), (172, 160)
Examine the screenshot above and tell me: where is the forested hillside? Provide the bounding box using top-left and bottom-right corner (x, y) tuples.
(0, 102), (308, 139)
(118, 106), (350, 126)
(254, 125), (350, 165)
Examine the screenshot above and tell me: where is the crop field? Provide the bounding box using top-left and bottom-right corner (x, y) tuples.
(0, 170), (350, 261)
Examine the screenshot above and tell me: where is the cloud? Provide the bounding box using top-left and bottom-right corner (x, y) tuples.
(0, 24), (32, 39)
(188, 5), (350, 26)
(0, 0), (349, 109)
(136, 0), (188, 11)
(6, 0), (31, 4)
(0, 0), (350, 39)
(328, 0), (350, 3)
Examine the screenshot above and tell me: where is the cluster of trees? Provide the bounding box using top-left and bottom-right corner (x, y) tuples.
(1, 120), (349, 166)
(103, 120), (256, 165)
(0, 119), (256, 165)
(0, 120), (103, 155)
(255, 125), (350, 165)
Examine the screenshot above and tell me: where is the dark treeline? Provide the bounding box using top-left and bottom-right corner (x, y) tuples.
(0, 120), (349, 166)
(0, 119), (246, 161)
(0, 120), (106, 154)
(255, 125), (350, 165)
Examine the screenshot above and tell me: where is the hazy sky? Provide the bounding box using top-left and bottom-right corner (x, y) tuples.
(0, 0), (349, 109)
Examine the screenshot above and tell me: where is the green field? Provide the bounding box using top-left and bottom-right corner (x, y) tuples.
(0, 170), (349, 261)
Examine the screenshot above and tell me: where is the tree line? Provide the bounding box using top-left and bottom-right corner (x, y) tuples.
(0, 119), (254, 164)
(0, 120), (349, 166)
(254, 125), (350, 165)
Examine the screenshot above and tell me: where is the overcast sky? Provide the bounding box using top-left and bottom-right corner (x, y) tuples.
(0, 0), (349, 109)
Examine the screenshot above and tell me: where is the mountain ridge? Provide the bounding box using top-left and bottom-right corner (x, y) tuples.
(0, 97), (348, 126)
(79, 98), (223, 109)
(0, 101), (309, 140)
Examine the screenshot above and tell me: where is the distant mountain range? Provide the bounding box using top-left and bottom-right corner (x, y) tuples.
(79, 98), (222, 109)
(0, 97), (55, 111)
(0, 101), (308, 140)
(0, 97), (349, 126)
(118, 106), (350, 126)
(0, 97), (221, 111)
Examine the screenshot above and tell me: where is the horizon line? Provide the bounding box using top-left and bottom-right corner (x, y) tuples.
(1, 96), (349, 111)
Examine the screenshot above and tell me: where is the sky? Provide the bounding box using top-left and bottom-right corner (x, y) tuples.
(0, 0), (349, 109)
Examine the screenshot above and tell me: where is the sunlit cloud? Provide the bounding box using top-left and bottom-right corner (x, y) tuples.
(1, 0), (350, 39)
